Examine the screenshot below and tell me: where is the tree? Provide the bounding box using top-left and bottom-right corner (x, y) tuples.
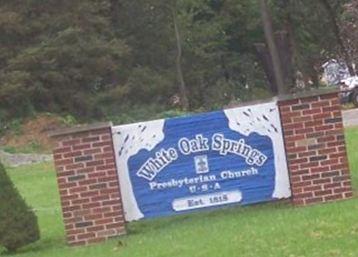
(172, 0), (189, 110)
(317, 0), (355, 75)
(1, 0), (355, 124)
(259, 0), (287, 95)
(340, 0), (358, 74)
(0, 162), (40, 252)
(0, 0), (130, 119)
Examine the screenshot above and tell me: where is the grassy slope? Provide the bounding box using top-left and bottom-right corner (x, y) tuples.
(346, 127), (358, 190)
(1, 129), (357, 257)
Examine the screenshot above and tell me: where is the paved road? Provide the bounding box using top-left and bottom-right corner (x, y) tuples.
(343, 108), (358, 127)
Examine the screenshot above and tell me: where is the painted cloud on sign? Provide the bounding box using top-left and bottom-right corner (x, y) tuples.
(112, 119), (165, 221)
(224, 102), (291, 199)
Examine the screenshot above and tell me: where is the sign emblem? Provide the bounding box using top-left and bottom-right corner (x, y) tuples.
(194, 155), (209, 174)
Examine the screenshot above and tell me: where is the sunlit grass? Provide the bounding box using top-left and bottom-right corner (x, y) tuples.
(1, 128), (357, 257)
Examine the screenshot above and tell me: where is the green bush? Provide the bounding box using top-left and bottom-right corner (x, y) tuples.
(0, 162), (40, 253)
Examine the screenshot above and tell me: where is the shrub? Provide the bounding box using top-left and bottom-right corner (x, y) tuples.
(0, 162), (40, 252)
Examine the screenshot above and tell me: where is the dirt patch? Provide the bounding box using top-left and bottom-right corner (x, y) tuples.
(0, 114), (69, 153)
(0, 150), (53, 167)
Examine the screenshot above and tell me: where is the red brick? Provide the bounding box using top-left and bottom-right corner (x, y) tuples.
(82, 137), (100, 143)
(295, 128), (314, 135)
(314, 189), (332, 196)
(63, 139), (81, 146)
(334, 187), (351, 194)
(279, 105), (291, 112)
(87, 225), (105, 233)
(69, 186), (88, 194)
(98, 176), (118, 183)
(102, 146), (114, 152)
(287, 146), (307, 153)
(91, 195), (110, 202)
(300, 96), (319, 103)
(298, 151), (317, 158)
(92, 141), (112, 148)
(293, 116), (312, 123)
(78, 179), (98, 186)
(94, 153), (115, 160)
(95, 218), (114, 225)
(319, 93), (338, 100)
(96, 164), (116, 171)
(55, 158), (74, 166)
(312, 178), (332, 185)
(86, 160), (105, 167)
(105, 222), (124, 230)
(78, 233), (96, 240)
(82, 202), (102, 209)
(63, 151), (82, 158)
(73, 144), (91, 151)
(101, 135), (112, 141)
(303, 108), (322, 115)
(62, 206), (81, 213)
(292, 181), (312, 188)
(318, 148), (337, 155)
(88, 237), (106, 244)
(304, 185), (322, 192)
(80, 191), (99, 198)
(305, 197), (324, 204)
(72, 198), (91, 205)
(311, 101), (330, 108)
(323, 182), (341, 189)
(295, 192), (314, 198)
(344, 192), (353, 198)
(279, 98), (300, 106)
(283, 122), (304, 130)
(90, 128), (111, 135)
(324, 194), (344, 201)
(315, 125), (334, 132)
(301, 162), (320, 169)
(84, 148), (102, 155)
(289, 158), (308, 165)
(54, 147), (72, 154)
(88, 172), (106, 179)
(65, 163), (85, 170)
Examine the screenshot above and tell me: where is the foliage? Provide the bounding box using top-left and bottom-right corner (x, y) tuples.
(346, 127), (358, 189)
(0, 162), (40, 252)
(340, 0), (358, 68)
(0, 0), (356, 125)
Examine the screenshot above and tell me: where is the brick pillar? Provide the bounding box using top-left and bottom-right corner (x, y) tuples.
(50, 123), (126, 246)
(279, 91), (353, 206)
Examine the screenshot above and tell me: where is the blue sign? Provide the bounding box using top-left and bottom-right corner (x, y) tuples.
(113, 102), (291, 221)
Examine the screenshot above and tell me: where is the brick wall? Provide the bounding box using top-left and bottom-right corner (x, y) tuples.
(49, 91), (354, 247)
(51, 123), (126, 246)
(279, 92), (353, 205)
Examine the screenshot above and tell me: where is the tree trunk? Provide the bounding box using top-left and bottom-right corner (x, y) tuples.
(275, 31), (294, 88)
(110, 0), (120, 27)
(255, 43), (278, 94)
(318, 0), (355, 75)
(279, 0), (298, 82)
(172, 5), (189, 110)
(259, 0), (288, 95)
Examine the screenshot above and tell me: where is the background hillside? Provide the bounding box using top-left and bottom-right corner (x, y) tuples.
(0, 0), (357, 129)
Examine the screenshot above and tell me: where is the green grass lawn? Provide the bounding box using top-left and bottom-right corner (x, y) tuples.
(1, 128), (357, 257)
